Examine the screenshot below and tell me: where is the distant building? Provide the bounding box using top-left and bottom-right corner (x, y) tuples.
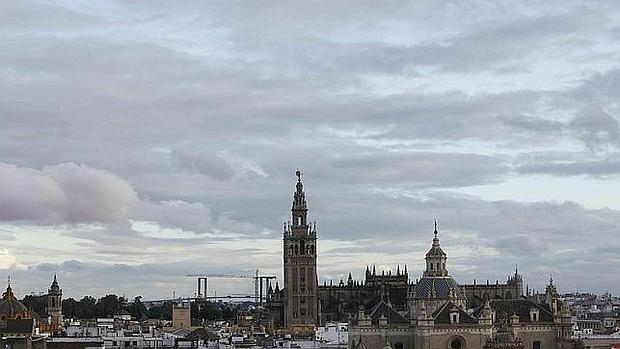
(347, 232), (574, 349)
(267, 172), (578, 348)
(172, 303), (191, 329)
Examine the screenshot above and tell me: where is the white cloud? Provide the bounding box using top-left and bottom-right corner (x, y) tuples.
(0, 249), (21, 269)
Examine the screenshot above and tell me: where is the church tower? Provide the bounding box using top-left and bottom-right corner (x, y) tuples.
(283, 170), (318, 334)
(423, 221), (448, 277)
(47, 274), (62, 326)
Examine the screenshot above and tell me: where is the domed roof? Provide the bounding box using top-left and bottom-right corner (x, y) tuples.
(0, 281), (29, 319)
(414, 276), (464, 299)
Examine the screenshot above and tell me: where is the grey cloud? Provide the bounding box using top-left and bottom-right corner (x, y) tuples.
(518, 156), (620, 177)
(136, 199), (265, 238)
(0, 163), (138, 224)
(500, 116), (565, 134)
(329, 151), (509, 188)
(570, 105), (620, 149)
(492, 235), (550, 256)
(172, 149), (234, 180)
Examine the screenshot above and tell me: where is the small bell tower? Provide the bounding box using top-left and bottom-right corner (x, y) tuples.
(48, 274), (62, 326)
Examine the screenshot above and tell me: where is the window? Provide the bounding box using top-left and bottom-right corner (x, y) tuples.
(430, 263), (433, 270)
(451, 314), (458, 323)
(450, 338), (463, 349)
(530, 308), (539, 322)
(533, 340), (541, 349)
(300, 240), (305, 255)
(395, 343), (403, 349)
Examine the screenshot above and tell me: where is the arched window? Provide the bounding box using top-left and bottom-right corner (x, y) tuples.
(300, 240), (305, 255)
(430, 263), (434, 270)
(294, 245), (299, 255)
(450, 337), (465, 349)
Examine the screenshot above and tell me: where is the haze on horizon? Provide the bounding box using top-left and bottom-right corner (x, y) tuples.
(1, 0), (620, 300)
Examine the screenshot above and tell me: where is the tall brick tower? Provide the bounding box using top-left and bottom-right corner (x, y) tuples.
(283, 170), (318, 334)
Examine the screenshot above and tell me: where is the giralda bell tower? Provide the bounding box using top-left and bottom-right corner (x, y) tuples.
(283, 170), (318, 333)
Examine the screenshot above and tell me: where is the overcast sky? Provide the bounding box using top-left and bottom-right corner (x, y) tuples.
(1, 0), (620, 300)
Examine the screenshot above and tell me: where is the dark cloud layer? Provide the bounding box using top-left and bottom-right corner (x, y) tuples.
(1, 0), (620, 297)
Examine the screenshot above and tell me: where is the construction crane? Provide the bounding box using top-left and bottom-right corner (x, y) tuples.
(186, 270), (276, 305)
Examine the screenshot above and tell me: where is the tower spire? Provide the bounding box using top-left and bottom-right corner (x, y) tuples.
(3, 276), (15, 300)
(424, 220), (448, 277)
(291, 169), (308, 227)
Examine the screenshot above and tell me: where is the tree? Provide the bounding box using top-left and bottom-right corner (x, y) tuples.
(146, 301), (173, 320)
(95, 294), (122, 317)
(22, 294), (47, 317)
(73, 296), (97, 319)
(128, 296), (147, 319)
(196, 302), (223, 321)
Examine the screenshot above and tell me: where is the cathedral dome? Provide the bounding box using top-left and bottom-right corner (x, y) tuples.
(0, 281), (29, 320)
(414, 276), (464, 299)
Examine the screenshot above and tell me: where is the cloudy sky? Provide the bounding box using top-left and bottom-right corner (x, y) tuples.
(1, 0), (620, 300)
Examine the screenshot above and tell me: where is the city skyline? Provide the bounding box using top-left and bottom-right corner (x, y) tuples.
(1, 1), (620, 299)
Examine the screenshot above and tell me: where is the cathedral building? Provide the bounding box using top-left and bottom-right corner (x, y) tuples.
(267, 172), (576, 348)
